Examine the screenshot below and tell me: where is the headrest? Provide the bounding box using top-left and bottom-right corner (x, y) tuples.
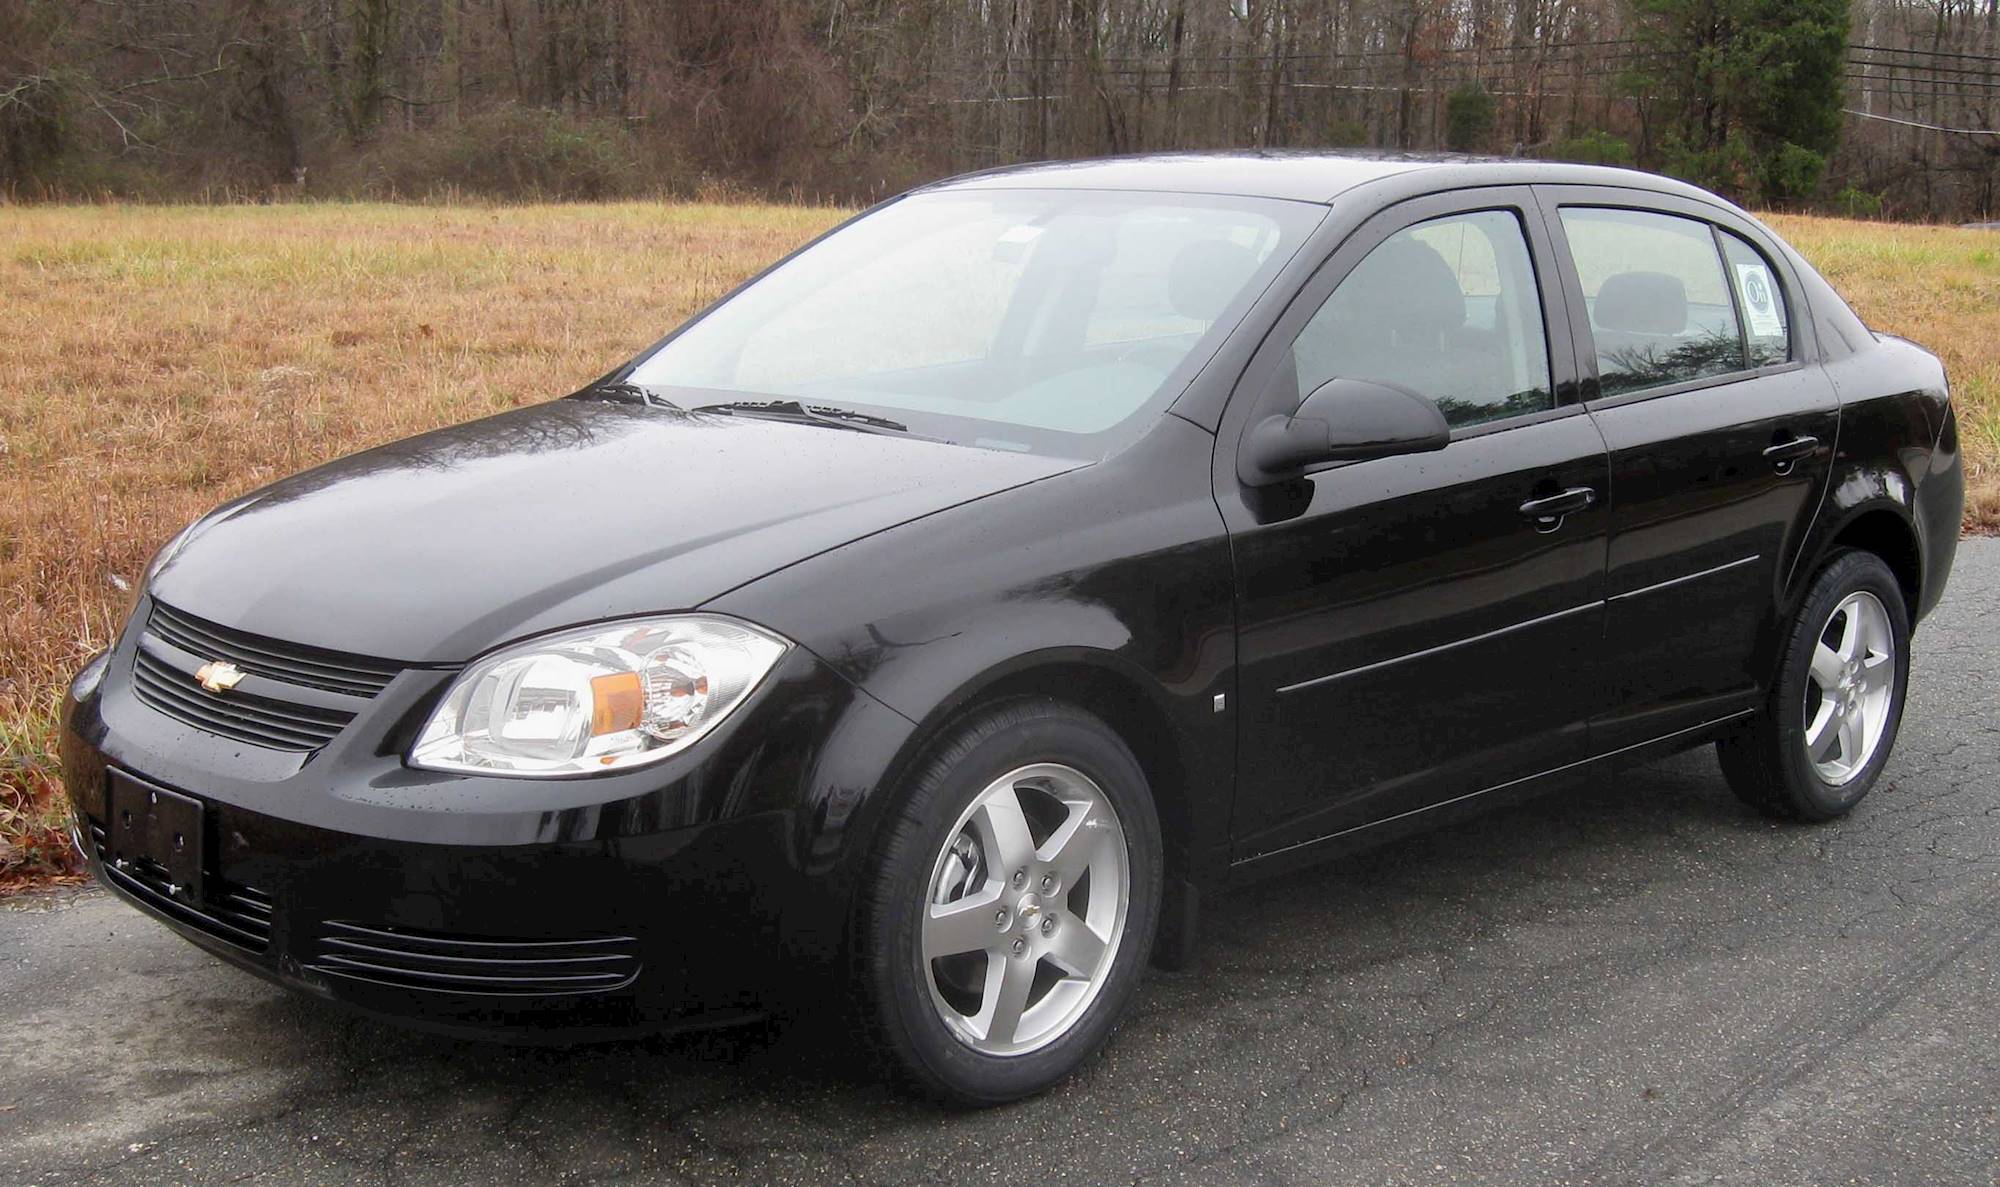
(1346, 238), (1466, 336)
(1168, 239), (1261, 322)
(1595, 271), (1687, 335)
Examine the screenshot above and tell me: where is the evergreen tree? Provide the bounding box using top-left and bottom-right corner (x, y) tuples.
(1627, 0), (1850, 204)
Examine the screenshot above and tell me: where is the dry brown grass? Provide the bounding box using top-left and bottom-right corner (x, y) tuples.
(0, 202), (845, 878)
(1767, 214), (2000, 529)
(1, 203), (1993, 883)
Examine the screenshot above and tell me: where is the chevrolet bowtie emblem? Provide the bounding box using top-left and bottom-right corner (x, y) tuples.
(195, 660), (246, 693)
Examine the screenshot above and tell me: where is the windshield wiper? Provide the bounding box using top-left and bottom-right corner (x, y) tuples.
(588, 381), (681, 410)
(694, 399), (934, 439)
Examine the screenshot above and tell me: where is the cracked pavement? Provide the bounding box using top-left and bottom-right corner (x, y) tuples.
(5, 540), (1998, 1187)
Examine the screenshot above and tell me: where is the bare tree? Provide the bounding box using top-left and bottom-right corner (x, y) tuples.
(3, 0), (1998, 217)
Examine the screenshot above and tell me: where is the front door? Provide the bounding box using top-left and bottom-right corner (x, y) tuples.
(1219, 188), (1611, 863)
(1536, 188), (1842, 750)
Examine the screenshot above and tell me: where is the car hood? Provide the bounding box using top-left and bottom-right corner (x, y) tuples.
(149, 397), (1079, 662)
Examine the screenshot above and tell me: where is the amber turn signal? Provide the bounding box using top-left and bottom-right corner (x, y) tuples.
(589, 671), (645, 736)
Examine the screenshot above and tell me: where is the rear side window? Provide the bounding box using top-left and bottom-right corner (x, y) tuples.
(1292, 209), (1553, 430)
(1720, 232), (1791, 367)
(1560, 207), (1744, 397)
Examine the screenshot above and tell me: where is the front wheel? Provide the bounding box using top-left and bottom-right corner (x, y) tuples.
(1718, 549), (1911, 821)
(853, 699), (1162, 1105)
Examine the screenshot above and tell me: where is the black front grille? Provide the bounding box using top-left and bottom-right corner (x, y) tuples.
(148, 601), (402, 697)
(306, 921), (642, 997)
(90, 818), (274, 952)
(130, 601), (407, 753)
(131, 646), (352, 750)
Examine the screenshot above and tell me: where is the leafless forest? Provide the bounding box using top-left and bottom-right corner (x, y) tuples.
(4, 0), (2000, 219)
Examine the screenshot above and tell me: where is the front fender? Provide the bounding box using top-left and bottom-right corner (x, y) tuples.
(707, 417), (1238, 897)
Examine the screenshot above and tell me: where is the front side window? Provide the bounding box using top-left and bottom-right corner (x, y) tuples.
(1560, 207), (1748, 397)
(627, 190), (1324, 457)
(1291, 209), (1554, 431)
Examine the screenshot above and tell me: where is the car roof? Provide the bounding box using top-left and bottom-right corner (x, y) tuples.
(924, 150), (1722, 207)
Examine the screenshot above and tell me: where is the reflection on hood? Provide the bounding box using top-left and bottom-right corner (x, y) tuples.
(151, 397), (1079, 662)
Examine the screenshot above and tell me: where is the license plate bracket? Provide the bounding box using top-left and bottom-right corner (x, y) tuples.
(108, 772), (205, 904)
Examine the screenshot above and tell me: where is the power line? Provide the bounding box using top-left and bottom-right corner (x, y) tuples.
(1848, 54), (2000, 81)
(1843, 108), (2000, 136)
(1848, 39), (2000, 66)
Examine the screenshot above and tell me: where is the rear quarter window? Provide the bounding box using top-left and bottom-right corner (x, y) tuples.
(1720, 232), (1791, 367)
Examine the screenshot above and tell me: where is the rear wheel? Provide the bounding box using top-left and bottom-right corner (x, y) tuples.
(854, 699), (1162, 1105)
(1718, 550), (1911, 821)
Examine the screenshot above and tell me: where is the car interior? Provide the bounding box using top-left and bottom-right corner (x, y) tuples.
(1561, 207), (1752, 396)
(1291, 213), (1553, 429)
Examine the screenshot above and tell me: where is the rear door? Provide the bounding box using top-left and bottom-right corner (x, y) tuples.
(1218, 186), (1611, 863)
(1534, 186), (1840, 750)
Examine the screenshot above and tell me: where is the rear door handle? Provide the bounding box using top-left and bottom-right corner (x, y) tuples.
(1762, 435), (1819, 471)
(1518, 486), (1597, 528)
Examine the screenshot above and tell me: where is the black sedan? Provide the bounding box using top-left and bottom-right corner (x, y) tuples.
(62, 153), (1962, 1104)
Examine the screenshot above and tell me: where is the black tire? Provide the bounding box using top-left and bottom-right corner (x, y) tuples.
(853, 698), (1163, 1106)
(1718, 549), (1911, 822)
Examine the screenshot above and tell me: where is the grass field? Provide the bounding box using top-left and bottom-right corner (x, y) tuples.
(2, 203), (1995, 883)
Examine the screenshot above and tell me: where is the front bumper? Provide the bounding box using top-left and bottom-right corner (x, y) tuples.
(59, 609), (918, 1041)
(64, 746), (798, 1040)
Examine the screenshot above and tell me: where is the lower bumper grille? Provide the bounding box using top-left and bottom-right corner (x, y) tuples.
(90, 819), (274, 952)
(306, 921), (641, 997)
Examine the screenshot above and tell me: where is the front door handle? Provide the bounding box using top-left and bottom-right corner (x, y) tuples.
(1518, 486), (1597, 530)
(1762, 435), (1819, 473)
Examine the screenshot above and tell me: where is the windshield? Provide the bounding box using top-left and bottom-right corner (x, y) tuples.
(624, 189), (1325, 456)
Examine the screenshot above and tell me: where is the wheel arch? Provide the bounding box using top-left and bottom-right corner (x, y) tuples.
(1829, 508), (1923, 621)
(1796, 497), (1924, 624)
(836, 643), (1208, 927)
(858, 648), (1202, 896)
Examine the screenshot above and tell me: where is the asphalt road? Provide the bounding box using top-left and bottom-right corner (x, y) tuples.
(6, 541), (1998, 1187)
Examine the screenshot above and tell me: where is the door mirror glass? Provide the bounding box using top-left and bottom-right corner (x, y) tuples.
(1243, 376), (1451, 484)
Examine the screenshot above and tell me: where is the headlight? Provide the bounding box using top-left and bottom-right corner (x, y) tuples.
(409, 615), (790, 777)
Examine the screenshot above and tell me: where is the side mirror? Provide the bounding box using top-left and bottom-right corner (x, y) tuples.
(1241, 377), (1450, 485)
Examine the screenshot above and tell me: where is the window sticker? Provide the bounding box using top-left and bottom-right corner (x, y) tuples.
(1734, 262), (1783, 337)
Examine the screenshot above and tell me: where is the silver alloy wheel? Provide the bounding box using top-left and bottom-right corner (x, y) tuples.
(1803, 590), (1896, 785)
(922, 763), (1130, 1057)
